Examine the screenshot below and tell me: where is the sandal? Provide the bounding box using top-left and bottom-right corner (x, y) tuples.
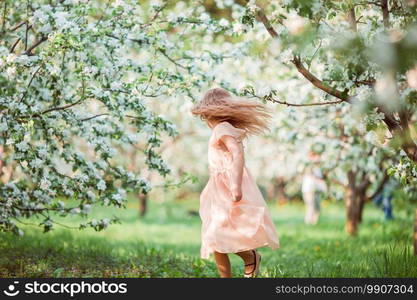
(244, 250), (261, 278)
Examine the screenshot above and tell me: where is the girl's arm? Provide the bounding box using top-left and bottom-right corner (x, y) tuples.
(222, 135), (244, 202)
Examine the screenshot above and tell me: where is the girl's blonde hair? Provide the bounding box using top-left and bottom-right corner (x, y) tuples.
(191, 87), (271, 135)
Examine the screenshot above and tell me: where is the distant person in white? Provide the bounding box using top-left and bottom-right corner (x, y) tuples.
(302, 152), (327, 225)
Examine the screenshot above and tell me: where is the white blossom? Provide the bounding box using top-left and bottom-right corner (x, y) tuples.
(16, 141), (29, 152)
(199, 13), (210, 23)
(111, 193), (123, 204)
(284, 12), (308, 35)
(219, 18), (229, 27)
(82, 204), (91, 214)
(279, 49), (293, 63)
(102, 218), (110, 226)
(233, 23), (245, 35)
(30, 158), (43, 168)
(110, 81), (123, 91)
(247, 0), (259, 13)
(0, 122), (8, 132)
(97, 180), (106, 191)
(86, 191), (96, 200)
(6, 67), (16, 77)
(6, 54), (17, 63)
(38, 147), (48, 158)
(40, 178), (51, 190)
(54, 11), (70, 29)
(70, 208), (81, 214)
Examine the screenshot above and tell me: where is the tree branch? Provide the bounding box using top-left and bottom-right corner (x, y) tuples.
(250, 4), (351, 102)
(9, 20), (28, 31)
(251, 1), (417, 163)
(80, 113), (109, 122)
(140, 2), (167, 28)
(358, 172), (371, 192)
(254, 7), (280, 38)
(24, 21), (29, 51)
(1, 1), (7, 34)
(381, 107), (417, 162)
(19, 65), (43, 103)
(0, 202), (76, 213)
(348, 8), (358, 32)
(250, 92), (344, 107)
(368, 172), (389, 200)
(80, 113), (143, 122)
(10, 37), (22, 53)
(378, 107), (399, 132)
(23, 35), (47, 56)
(398, 109), (417, 161)
(158, 49), (188, 69)
(357, 1), (382, 7)
(292, 56), (350, 101)
(41, 99), (83, 115)
(381, 0), (390, 28)
(330, 177), (347, 188)
(106, 33), (146, 46)
(20, 98), (85, 119)
(399, 108), (411, 131)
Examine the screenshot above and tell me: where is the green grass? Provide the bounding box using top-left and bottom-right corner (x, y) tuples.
(0, 198), (416, 278)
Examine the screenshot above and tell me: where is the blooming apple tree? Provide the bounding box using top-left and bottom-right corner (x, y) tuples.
(0, 0), (234, 234)
(232, 0), (417, 238)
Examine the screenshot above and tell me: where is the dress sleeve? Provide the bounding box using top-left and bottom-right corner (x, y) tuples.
(214, 122), (247, 145)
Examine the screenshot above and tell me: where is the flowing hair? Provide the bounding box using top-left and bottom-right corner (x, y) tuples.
(191, 88), (271, 135)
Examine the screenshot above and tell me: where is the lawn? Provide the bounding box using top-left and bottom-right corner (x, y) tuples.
(0, 197), (416, 278)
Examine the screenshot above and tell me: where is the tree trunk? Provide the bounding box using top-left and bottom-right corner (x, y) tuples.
(381, 108), (417, 163)
(268, 177), (289, 205)
(357, 193), (367, 223)
(276, 177), (288, 205)
(267, 182), (275, 202)
(138, 193), (148, 217)
(348, 8), (357, 32)
(0, 145), (3, 177)
(414, 208), (417, 256)
(345, 171), (360, 235)
(345, 192), (359, 235)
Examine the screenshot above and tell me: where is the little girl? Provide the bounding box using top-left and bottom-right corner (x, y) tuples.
(192, 88), (279, 278)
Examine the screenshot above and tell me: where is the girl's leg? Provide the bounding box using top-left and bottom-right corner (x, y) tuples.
(214, 252), (232, 278)
(235, 250), (258, 275)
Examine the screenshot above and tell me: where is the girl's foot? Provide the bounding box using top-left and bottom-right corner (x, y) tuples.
(244, 250), (261, 278)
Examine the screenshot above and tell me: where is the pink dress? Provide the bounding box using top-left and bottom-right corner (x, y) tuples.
(199, 121), (279, 259)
